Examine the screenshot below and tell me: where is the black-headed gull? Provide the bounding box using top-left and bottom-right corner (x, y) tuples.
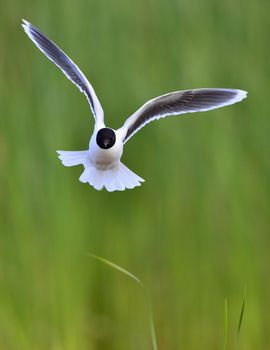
(22, 20), (247, 192)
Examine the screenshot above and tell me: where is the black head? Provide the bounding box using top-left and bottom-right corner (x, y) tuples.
(96, 128), (116, 149)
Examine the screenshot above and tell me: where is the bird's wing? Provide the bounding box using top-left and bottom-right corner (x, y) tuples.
(118, 88), (247, 143)
(22, 19), (104, 126)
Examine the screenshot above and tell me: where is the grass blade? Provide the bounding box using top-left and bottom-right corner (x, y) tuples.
(88, 253), (158, 350)
(238, 286), (247, 337)
(88, 253), (141, 283)
(223, 299), (228, 350)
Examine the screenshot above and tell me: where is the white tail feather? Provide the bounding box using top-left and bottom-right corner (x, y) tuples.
(79, 162), (144, 192)
(57, 150), (144, 191)
(57, 150), (88, 167)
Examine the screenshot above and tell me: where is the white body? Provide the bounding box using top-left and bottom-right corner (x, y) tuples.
(57, 129), (144, 192)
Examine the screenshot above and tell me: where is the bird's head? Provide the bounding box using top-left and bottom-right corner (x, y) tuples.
(96, 128), (116, 149)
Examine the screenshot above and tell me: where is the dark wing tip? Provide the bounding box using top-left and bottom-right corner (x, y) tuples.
(21, 19), (32, 31)
(21, 19), (39, 40)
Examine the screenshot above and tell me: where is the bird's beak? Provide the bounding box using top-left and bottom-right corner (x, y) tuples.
(103, 139), (110, 149)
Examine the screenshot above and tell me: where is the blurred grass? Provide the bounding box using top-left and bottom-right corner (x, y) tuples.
(0, 0), (270, 349)
(88, 253), (158, 350)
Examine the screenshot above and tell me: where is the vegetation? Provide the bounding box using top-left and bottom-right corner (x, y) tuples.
(0, 0), (269, 348)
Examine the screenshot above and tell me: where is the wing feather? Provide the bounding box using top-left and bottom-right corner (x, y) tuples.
(22, 19), (104, 125)
(119, 88), (247, 143)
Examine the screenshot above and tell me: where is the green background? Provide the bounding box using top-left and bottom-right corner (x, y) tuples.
(0, 0), (269, 349)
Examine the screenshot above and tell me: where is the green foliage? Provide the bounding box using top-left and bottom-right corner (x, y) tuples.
(0, 0), (269, 349)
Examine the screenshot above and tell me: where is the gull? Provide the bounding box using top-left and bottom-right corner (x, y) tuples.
(22, 20), (247, 192)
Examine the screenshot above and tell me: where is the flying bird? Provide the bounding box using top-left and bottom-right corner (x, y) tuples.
(22, 20), (247, 192)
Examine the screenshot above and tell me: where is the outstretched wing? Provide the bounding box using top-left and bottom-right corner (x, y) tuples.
(118, 88), (247, 143)
(22, 19), (104, 125)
